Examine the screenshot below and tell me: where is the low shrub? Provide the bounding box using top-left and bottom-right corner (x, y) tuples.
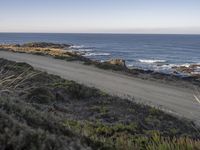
(0, 58), (200, 150)
(27, 87), (55, 104)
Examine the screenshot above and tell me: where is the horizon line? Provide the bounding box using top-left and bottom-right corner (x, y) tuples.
(0, 32), (200, 36)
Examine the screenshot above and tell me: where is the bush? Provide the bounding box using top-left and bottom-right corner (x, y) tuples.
(0, 58), (200, 150)
(27, 87), (55, 104)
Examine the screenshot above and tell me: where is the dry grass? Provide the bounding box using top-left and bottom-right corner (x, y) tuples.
(64, 120), (200, 150)
(0, 44), (78, 58)
(194, 89), (200, 105)
(194, 95), (200, 104)
(0, 66), (40, 91)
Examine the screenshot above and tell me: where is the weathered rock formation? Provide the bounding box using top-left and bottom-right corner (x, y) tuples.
(21, 42), (71, 49)
(0, 42), (75, 58)
(106, 58), (126, 67)
(172, 64), (200, 77)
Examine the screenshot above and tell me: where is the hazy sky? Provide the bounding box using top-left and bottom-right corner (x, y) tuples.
(1, 0), (200, 34)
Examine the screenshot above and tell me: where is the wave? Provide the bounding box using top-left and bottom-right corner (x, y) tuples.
(154, 63), (191, 70)
(83, 52), (110, 57)
(139, 59), (167, 64)
(127, 64), (134, 67)
(177, 63), (191, 68)
(77, 49), (93, 52)
(70, 45), (95, 49)
(70, 45), (85, 49)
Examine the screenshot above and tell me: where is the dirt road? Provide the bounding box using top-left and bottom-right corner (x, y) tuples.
(1, 51), (200, 124)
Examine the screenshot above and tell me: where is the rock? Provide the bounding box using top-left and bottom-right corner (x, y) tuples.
(21, 42), (71, 49)
(13, 44), (21, 47)
(107, 59), (126, 67)
(172, 64), (200, 78)
(190, 64), (200, 69)
(172, 66), (193, 74)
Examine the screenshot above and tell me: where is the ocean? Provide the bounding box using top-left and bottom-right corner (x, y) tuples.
(0, 33), (200, 74)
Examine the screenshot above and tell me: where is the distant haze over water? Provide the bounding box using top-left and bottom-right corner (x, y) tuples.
(0, 33), (200, 73)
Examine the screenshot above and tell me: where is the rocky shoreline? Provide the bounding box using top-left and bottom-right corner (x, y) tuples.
(1, 42), (200, 88)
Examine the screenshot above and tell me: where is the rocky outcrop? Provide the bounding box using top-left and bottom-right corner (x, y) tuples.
(0, 42), (75, 58)
(21, 42), (71, 49)
(172, 64), (200, 76)
(106, 58), (126, 67)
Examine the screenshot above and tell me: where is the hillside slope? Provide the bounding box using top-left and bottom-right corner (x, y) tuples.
(0, 58), (200, 149)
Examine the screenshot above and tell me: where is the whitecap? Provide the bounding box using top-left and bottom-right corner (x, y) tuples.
(178, 63), (191, 68)
(70, 45), (85, 49)
(127, 64), (134, 67)
(77, 49), (93, 52)
(158, 64), (175, 70)
(83, 52), (110, 57)
(139, 59), (167, 64)
(167, 63), (191, 68)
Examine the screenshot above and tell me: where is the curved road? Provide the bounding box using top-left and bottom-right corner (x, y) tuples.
(1, 51), (200, 124)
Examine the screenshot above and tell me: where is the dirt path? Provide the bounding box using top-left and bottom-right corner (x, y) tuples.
(1, 51), (200, 124)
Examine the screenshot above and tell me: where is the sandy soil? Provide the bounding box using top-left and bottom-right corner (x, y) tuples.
(1, 50), (200, 124)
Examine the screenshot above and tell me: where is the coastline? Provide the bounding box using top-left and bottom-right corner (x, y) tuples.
(0, 42), (200, 89)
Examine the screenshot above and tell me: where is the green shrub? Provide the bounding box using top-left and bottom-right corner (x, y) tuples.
(1, 58), (200, 150)
(27, 87), (55, 104)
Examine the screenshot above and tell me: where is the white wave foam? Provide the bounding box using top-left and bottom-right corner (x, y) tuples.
(83, 52), (110, 57)
(157, 64), (175, 69)
(77, 49), (93, 52)
(155, 63), (192, 71)
(70, 45), (85, 49)
(191, 71), (200, 75)
(139, 59), (167, 64)
(127, 64), (134, 67)
(178, 63), (191, 68)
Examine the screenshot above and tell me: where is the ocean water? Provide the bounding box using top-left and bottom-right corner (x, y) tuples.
(0, 33), (200, 73)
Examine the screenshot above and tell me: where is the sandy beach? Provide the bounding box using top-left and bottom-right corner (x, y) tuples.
(1, 50), (200, 125)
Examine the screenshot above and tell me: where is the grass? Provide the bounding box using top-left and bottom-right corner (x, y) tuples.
(0, 58), (200, 150)
(63, 120), (200, 150)
(194, 88), (200, 105)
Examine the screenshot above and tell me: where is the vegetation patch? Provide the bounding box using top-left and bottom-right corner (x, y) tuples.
(0, 58), (200, 150)
(27, 87), (55, 104)
(63, 120), (200, 150)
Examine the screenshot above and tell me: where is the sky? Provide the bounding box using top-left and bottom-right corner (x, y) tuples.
(0, 0), (200, 34)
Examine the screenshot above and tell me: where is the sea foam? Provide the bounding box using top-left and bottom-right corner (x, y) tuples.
(70, 45), (85, 49)
(83, 52), (110, 57)
(139, 59), (167, 64)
